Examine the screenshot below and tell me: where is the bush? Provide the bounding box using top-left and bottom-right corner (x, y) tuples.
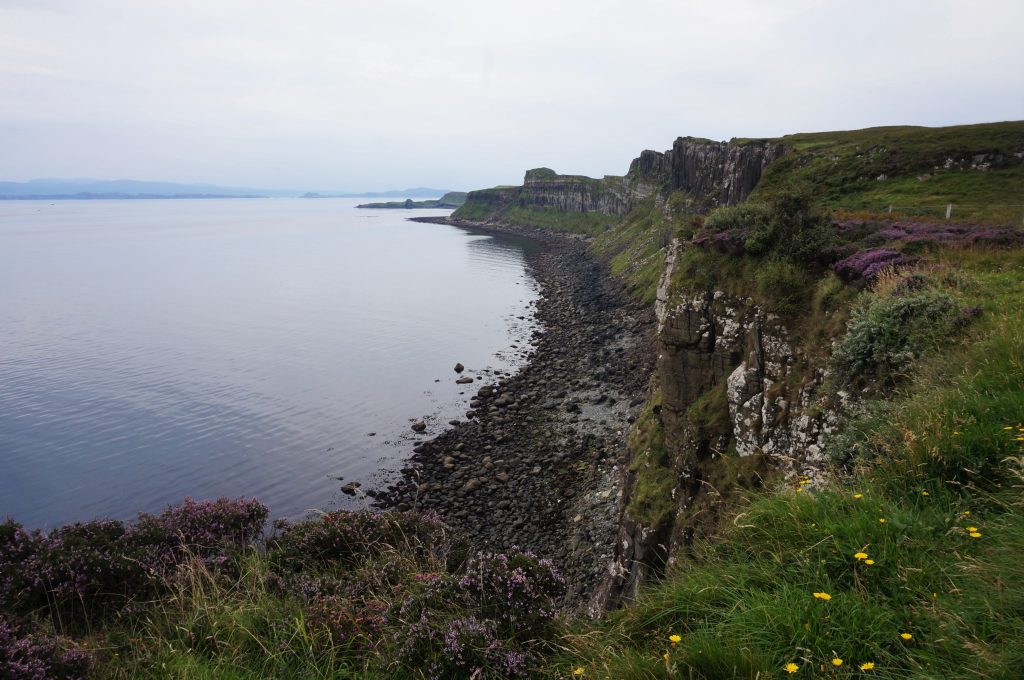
(698, 192), (838, 265)
(0, 498), (267, 624)
(833, 248), (913, 283)
(393, 550), (564, 678)
(829, 289), (967, 390)
(268, 510), (456, 572)
(0, 616), (93, 680)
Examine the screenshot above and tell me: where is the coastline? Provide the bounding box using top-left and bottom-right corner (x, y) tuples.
(376, 215), (656, 607)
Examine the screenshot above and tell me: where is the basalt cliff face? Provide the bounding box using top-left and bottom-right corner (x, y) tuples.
(591, 259), (843, 611)
(628, 137), (785, 209)
(458, 137), (786, 221)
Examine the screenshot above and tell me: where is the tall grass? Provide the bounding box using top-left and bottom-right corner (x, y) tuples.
(550, 247), (1024, 679)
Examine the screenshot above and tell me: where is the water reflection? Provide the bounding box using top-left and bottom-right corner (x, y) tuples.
(0, 199), (539, 528)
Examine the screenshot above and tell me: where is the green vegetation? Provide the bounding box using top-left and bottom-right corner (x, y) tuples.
(753, 121), (1024, 223)
(554, 246), (1024, 679)
(626, 387), (674, 529)
(593, 196), (678, 303)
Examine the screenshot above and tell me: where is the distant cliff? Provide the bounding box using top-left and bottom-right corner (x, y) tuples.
(356, 191), (467, 209)
(455, 138), (785, 224)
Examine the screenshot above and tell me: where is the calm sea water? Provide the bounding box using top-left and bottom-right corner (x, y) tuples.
(0, 198), (540, 528)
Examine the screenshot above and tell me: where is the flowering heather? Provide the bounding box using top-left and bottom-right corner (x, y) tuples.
(0, 497), (267, 623)
(268, 510), (455, 571)
(833, 219), (1023, 246)
(393, 549), (564, 678)
(306, 595), (387, 656)
(833, 248), (913, 282)
(0, 616), (92, 680)
(458, 550), (565, 636)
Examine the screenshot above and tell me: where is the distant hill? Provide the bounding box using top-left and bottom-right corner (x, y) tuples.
(0, 179), (457, 200)
(0, 178), (297, 199)
(302, 188), (454, 199)
(355, 192), (467, 209)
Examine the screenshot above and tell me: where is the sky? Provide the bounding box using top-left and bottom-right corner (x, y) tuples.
(2, 0), (1023, 192)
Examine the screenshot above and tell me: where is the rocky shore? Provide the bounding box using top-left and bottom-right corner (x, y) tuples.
(374, 216), (656, 609)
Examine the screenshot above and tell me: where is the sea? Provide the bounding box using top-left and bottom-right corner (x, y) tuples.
(0, 198), (540, 528)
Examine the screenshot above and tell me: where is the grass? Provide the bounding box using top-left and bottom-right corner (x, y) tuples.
(752, 121), (1024, 224)
(549, 246), (1024, 679)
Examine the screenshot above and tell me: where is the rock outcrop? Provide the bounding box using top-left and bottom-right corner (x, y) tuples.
(595, 277), (842, 612)
(458, 138), (787, 222)
(628, 137), (785, 210)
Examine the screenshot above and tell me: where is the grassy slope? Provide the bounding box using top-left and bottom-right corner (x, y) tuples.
(550, 247), (1024, 679)
(752, 121), (1024, 223)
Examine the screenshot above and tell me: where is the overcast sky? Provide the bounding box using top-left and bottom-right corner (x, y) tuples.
(2, 0), (1022, 191)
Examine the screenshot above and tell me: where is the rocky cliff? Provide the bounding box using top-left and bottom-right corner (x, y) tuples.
(591, 243), (843, 612)
(456, 138), (787, 223)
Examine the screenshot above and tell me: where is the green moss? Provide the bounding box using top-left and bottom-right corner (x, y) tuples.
(685, 380), (732, 442)
(626, 388), (676, 529)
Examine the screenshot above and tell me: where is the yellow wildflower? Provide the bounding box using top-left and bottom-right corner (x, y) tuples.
(860, 661), (875, 670)
(853, 493), (863, 499)
(879, 518), (886, 524)
(900, 633), (913, 640)
(963, 510), (971, 516)
(854, 552), (868, 560)
(669, 634), (682, 645)
(970, 531), (982, 538)
(921, 491), (929, 496)
(573, 668), (584, 677)
(832, 658), (843, 666)
(813, 592), (832, 601)
(1005, 426), (1014, 430)
(662, 652), (670, 662)
(865, 559), (875, 565)
(785, 662), (799, 673)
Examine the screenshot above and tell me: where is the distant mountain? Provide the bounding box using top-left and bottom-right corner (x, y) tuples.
(0, 179), (457, 201)
(301, 188), (454, 199)
(0, 178), (299, 199)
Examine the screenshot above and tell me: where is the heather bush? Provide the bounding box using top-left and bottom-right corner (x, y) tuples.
(458, 550), (565, 637)
(829, 288), (966, 390)
(0, 498), (267, 624)
(305, 595), (388, 657)
(392, 550), (564, 678)
(833, 247), (913, 283)
(0, 616), (92, 680)
(698, 192), (838, 265)
(833, 218), (1024, 247)
(268, 510), (457, 571)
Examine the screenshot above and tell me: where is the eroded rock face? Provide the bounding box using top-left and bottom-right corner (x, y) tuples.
(460, 137), (787, 222)
(597, 286), (842, 612)
(627, 138), (786, 210)
(519, 170), (631, 215)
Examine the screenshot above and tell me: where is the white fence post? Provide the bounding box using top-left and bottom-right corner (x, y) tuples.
(945, 203), (953, 220)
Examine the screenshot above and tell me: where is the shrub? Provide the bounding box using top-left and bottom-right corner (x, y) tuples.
(829, 289), (967, 390)
(833, 248), (913, 283)
(268, 510), (456, 572)
(697, 192), (838, 265)
(0, 498), (267, 623)
(0, 616), (93, 680)
(393, 550), (564, 678)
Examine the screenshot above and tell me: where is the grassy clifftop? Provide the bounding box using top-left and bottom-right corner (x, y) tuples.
(753, 121), (1024, 222)
(457, 121), (1024, 228)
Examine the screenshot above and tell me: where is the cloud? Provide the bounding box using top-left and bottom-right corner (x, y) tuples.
(1, 0), (1022, 190)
